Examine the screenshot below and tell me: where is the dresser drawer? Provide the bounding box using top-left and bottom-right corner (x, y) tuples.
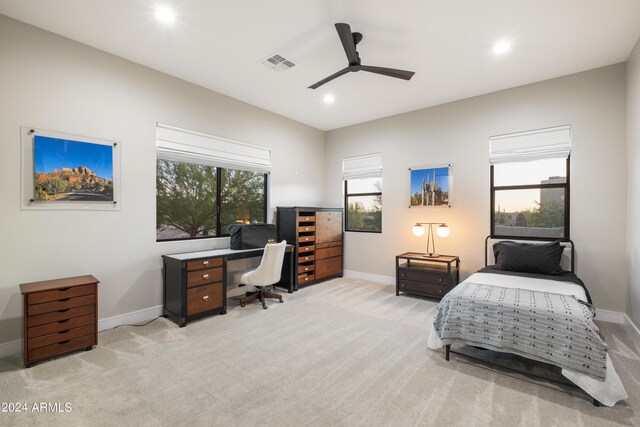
(398, 279), (449, 298)
(298, 273), (315, 284)
(398, 268), (450, 286)
(28, 334), (96, 364)
(298, 245), (315, 253)
(187, 267), (223, 288)
(27, 284), (96, 306)
(187, 283), (223, 316)
(316, 241), (342, 250)
(298, 264), (314, 274)
(187, 257), (223, 271)
(316, 246), (341, 260)
(298, 234), (315, 244)
(27, 294), (95, 316)
(297, 215), (316, 223)
(28, 304), (95, 327)
(28, 314), (95, 339)
(298, 254), (315, 264)
(28, 324), (95, 350)
(298, 225), (315, 233)
(316, 257), (342, 279)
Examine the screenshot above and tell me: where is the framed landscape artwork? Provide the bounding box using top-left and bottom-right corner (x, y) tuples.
(20, 126), (120, 211)
(408, 164), (452, 208)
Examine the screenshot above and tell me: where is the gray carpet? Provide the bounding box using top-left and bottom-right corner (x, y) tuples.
(0, 278), (638, 426)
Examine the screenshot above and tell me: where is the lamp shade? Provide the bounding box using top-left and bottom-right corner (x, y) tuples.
(436, 224), (450, 237)
(412, 224), (426, 237)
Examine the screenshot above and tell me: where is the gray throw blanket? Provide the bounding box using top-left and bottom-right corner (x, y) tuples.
(433, 282), (608, 380)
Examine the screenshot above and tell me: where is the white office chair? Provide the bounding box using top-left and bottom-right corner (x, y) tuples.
(239, 240), (287, 309)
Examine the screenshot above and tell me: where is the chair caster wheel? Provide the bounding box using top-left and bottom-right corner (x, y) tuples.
(263, 306), (268, 310)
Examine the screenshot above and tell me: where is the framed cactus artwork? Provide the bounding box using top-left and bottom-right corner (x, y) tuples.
(408, 164), (452, 208)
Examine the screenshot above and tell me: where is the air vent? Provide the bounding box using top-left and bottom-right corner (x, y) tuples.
(260, 54), (296, 72)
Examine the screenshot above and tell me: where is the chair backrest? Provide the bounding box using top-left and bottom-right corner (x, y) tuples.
(251, 240), (287, 286)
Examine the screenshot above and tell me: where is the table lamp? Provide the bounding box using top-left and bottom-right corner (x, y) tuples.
(411, 222), (450, 258)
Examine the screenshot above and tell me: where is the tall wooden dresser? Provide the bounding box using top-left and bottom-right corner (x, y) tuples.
(20, 275), (99, 367)
(277, 207), (343, 290)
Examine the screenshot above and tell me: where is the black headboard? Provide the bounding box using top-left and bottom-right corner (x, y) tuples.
(485, 236), (575, 273)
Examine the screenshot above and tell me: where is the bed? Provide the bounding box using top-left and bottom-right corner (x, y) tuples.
(427, 237), (628, 407)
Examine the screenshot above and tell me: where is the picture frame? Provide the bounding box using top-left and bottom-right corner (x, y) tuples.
(407, 164), (452, 208)
(20, 126), (121, 211)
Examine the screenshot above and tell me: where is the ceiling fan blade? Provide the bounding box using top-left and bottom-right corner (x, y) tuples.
(335, 23), (359, 65)
(360, 65), (415, 80)
(308, 67), (351, 89)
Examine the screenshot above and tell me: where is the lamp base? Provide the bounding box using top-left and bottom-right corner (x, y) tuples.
(423, 253), (440, 258)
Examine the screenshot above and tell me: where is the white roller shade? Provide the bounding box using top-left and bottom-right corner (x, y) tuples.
(156, 123), (271, 173)
(342, 153), (382, 180)
(489, 125), (571, 164)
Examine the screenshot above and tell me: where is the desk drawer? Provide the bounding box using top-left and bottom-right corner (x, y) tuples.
(187, 267), (223, 288)
(28, 304), (95, 327)
(398, 279), (449, 298)
(28, 324), (95, 350)
(316, 247), (341, 260)
(28, 294), (95, 316)
(398, 268), (450, 286)
(187, 283), (223, 316)
(187, 257), (223, 271)
(28, 334), (96, 364)
(298, 244), (315, 253)
(298, 264), (314, 274)
(28, 314), (95, 338)
(298, 273), (315, 284)
(28, 284), (96, 305)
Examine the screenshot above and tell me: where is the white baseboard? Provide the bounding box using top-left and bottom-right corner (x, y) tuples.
(624, 314), (640, 345)
(343, 270), (394, 285)
(0, 339), (22, 359)
(595, 309), (625, 324)
(0, 305), (163, 359)
(98, 305), (163, 332)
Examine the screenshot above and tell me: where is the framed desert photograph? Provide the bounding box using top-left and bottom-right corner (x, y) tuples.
(408, 164), (452, 208)
(21, 126), (120, 211)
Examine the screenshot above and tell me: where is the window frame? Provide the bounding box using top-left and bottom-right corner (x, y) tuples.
(490, 156), (570, 240)
(344, 178), (382, 234)
(156, 160), (268, 242)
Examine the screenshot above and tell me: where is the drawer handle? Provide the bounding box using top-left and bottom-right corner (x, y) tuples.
(58, 340), (70, 345)
(203, 261), (209, 266)
(58, 309), (70, 313)
(438, 278), (442, 282)
(304, 267), (309, 271)
(305, 277), (309, 281)
(203, 274), (210, 279)
(58, 319), (70, 324)
(305, 237), (309, 241)
(305, 257), (309, 260)
(59, 329), (70, 334)
(305, 227), (309, 231)
(58, 287), (71, 292)
(58, 298), (70, 302)
(203, 295), (209, 301)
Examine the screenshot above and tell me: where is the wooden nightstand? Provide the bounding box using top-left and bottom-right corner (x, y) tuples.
(395, 253), (460, 299)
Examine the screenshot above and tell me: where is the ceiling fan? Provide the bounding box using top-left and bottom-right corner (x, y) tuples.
(308, 23), (415, 89)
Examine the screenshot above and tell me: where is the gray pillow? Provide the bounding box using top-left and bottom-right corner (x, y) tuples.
(493, 241), (564, 275)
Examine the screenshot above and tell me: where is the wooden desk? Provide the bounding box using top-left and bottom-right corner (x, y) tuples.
(162, 246), (294, 327)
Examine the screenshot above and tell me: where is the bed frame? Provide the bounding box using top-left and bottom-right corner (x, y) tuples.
(444, 235), (601, 406)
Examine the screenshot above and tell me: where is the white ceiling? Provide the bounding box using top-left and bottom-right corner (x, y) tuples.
(1, 0), (640, 131)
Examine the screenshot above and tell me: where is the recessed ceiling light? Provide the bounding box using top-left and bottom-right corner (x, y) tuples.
(323, 94), (335, 104)
(155, 6), (175, 25)
(493, 40), (511, 55)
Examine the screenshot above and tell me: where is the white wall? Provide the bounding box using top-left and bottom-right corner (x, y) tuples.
(628, 39), (640, 326)
(325, 64), (628, 314)
(0, 16), (325, 344)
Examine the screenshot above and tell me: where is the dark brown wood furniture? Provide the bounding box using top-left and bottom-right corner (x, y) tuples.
(20, 275), (99, 367)
(395, 253), (459, 299)
(162, 246), (294, 327)
(276, 207), (343, 291)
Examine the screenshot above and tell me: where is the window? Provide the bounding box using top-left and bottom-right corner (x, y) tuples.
(489, 126), (571, 239)
(342, 153), (383, 233)
(156, 160), (267, 241)
(155, 123), (270, 242)
(345, 177), (382, 232)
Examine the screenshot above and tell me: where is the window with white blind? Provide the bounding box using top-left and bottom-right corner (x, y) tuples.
(489, 126), (571, 239)
(156, 123), (269, 241)
(342, 153), (382, 233)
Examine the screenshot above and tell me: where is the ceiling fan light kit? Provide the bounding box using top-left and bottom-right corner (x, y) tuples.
(308, 23), (415, 89)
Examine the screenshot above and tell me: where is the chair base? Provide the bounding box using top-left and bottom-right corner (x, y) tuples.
(239, 287), (283, 309)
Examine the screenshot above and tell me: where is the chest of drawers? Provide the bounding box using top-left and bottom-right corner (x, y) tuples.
(20, 275), (99, 367)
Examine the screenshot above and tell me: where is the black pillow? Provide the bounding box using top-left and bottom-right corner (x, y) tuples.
(493, 241), (565, 275)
